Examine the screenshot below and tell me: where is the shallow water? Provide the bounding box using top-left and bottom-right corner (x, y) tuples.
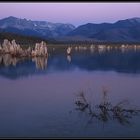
(0, 46), (140, 137)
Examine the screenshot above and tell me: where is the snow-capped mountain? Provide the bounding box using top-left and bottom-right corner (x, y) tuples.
(0, 16), (76, 39)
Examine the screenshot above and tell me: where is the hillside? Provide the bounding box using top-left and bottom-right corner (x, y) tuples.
(67, 17), (140, 42)
(1, 16), (140, 43)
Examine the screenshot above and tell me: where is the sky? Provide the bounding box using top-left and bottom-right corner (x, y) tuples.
(0, 2), (140, 27)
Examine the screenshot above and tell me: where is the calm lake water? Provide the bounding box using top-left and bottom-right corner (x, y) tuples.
(0, 45), (140, 138)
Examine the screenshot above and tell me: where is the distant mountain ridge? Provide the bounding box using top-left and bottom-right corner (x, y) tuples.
(0, 16), (75, 39)
(67, 17), (140, 42)
(1, 16), (140, 42)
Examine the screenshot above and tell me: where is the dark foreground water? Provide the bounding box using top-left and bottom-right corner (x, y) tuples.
(0, 46), (140, 138)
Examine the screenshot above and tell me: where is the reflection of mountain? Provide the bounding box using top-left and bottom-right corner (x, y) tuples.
(1, 46), (140, 79)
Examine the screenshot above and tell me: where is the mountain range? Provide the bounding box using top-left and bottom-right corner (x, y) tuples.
(1, 16), (140, 43)
(0, 16), (75, 40)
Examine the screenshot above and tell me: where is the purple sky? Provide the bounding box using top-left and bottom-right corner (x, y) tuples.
(0, 3), (140, 26)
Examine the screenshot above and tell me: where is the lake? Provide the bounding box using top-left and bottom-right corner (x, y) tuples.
(0, 44), (140, 138)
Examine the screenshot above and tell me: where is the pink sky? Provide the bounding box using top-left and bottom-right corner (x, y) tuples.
(0, 2), (140, 26)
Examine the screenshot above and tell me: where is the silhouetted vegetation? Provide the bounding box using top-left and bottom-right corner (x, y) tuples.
(74, 87), (140, 126)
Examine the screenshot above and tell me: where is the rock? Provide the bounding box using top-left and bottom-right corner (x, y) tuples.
(27, 47), (31, 54)
(2, 39), (11, 53)
(1, 39), (48, 58)
(2, 39), (23, 56)
(10, 40), (16, 55)
(31, 50), (36, 57)
(11, 40), (23, 56)
(32, 41), (48, 57)
(67, 47), (72, 55)
(0, 44), (2, 53)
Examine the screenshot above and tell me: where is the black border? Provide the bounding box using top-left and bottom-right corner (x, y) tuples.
(0, 1), (139, 139)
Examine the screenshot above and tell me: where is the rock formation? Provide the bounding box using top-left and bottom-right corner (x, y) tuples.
(2, 39), (11, 53)
(0, 44), (2, 53)
(67, 47), (72, 55)
(2, 39), (23, 56)
(0, 39), (48, 57)
(31, 41), (48, 57)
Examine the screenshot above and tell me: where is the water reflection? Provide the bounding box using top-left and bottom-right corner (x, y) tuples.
(73, 44), (140, 54)
(1, 44), (140, 79)
(0, 54), (22, 67)
(98, 45), (106, 54)
(32, 57), (48, 70)
(89, 44), (95, 53)
(0, 54), (48, 70)
(74, 87), (140, 127)
(67, 55), (71, 63)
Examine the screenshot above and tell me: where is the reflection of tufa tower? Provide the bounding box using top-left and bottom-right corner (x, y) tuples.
(31, 41), (48, 57)
(67, 55), (71, 63)
(2, 39), (23, 56)
(90, 44), (95, 53)
(67, 46), (72, 63)
(32, 57), (48, 70)
(101, 86), (108, 106)
(98, 45), (106, 54)
(2, 54), (19, 67)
